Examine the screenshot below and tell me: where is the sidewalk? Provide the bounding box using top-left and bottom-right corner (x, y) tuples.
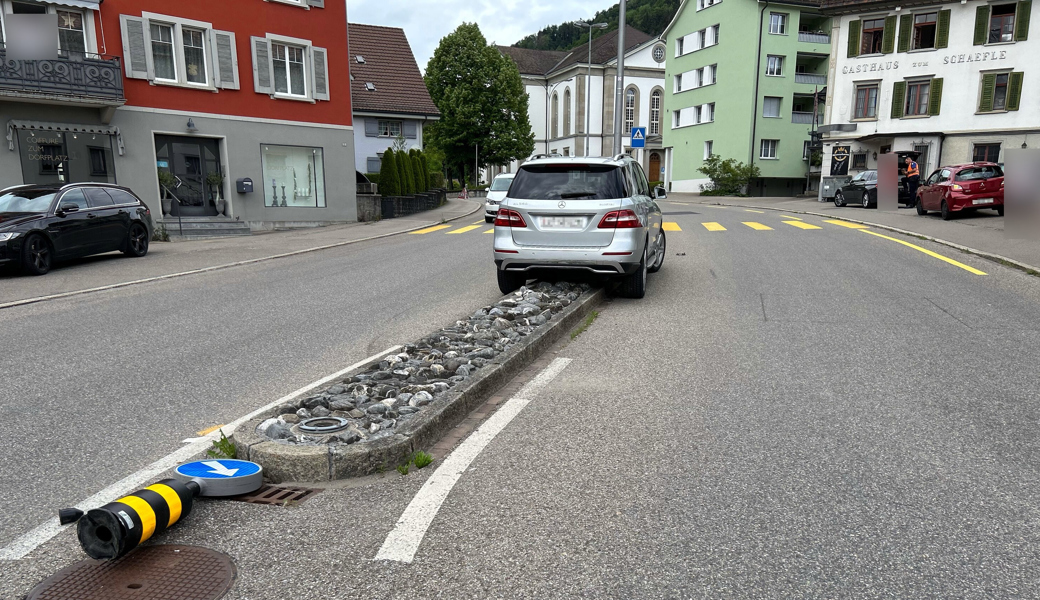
(670, 193), (1040, 273)
(0, 198), (483, 306)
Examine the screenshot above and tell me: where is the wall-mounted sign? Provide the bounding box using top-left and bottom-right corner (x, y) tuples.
(943, 50), (1007, 64)
(157, 160), (169, 168)
(831, 145), (850, 176)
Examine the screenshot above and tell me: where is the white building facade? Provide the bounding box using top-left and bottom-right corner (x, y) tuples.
(819, 0), (1037, 192)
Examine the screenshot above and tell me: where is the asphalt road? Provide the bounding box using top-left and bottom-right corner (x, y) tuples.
(5, 204), (1040, 598)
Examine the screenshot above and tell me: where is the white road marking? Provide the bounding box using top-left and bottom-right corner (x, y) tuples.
(0, 345), (402, 561)
(375, 357), (572, 564)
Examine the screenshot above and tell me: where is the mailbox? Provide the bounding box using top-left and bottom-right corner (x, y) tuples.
(236, 178), (253, 194)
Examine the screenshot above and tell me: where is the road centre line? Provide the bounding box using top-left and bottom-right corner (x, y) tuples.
(375, 357), (573, 564)
(0, 345), (403, 561)
(859, 230), (987, 275)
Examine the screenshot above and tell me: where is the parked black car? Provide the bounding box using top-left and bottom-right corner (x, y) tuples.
(834, 170), (877, 207)
(0, 183), (153, 275)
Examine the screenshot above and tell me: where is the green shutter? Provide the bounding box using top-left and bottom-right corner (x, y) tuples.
(1016, 1), (1031, 41)
(1007, 72), (1024, 110)
(928, 78), (943, 115)
(974, 5), (990, 45)
(848, 20), (861, 58)
(897, 15), (912, 52)
(937, 10), (951, 48)
(891, 81), (906, 118)
(979, 73), (996, 112)
(882, 15), (897, 53)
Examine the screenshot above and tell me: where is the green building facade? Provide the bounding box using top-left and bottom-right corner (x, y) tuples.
(662, 0), (830, 195)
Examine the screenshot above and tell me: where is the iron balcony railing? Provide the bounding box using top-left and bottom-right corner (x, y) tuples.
(798, 31), (830, 44)
(0, 45), (124, 101)
(795, 73), (827, 85)
(792, 111), (817, 124)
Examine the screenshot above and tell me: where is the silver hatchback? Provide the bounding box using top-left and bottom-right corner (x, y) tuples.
(493, 155), (667, 299)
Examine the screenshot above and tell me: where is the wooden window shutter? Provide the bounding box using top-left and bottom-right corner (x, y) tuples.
(974, 5), (990, 45)
(251, 36), (273, 94)
(882, 15), (897, 53)
(1007, 72), (1024, 110)
(847, 20), (861, 58)
(937, 10), (951, 48)
(403, 121), (418, 139)
(978, 73), (996, 112)
(311, 46), (330, 101)
(897, 15), (912, 52)
(364, 120), (378, 137)
(891, 81), (906, 118)
(210, 30), (240, 90)
(1015, 1), (1031, 41)
(119, 15), (152, 80)
(928, 78), (943, 115)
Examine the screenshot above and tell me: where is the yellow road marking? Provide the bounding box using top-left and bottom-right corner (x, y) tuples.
(447, 225), (481, 234)
(745, 209), (764, 214)
(859, 230), (987, 275)
(702, 222), (726, 231)
(823, 219), (870, 229)
(784, 220), (822, 230)
(484, 228), (494, 234)
(409, 225), (452, 234)
(196, 424), (225, 436)
(473, 219), (486, 224)
(743, 222), (773, 230)
(782, 215), (803, 220)
(663, 222), (682, 231)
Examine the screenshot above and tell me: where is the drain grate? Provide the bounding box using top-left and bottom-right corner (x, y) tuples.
(27, 545), (235, 600)
(227, 484), (321, 506)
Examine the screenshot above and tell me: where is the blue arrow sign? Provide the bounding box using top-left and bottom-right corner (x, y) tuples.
(175, 459), (261, 479)
(630, 127), (647, 148)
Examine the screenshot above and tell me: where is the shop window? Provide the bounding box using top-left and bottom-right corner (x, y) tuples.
(861, 18), (886, 55)
(39, 144), (65, 175)
(261, 145), (326, 208)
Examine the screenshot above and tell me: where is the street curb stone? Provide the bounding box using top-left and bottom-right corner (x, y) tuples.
(233, 286), (605, 483)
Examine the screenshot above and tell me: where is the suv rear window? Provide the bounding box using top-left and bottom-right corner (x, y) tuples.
(509, 164), (627, 200)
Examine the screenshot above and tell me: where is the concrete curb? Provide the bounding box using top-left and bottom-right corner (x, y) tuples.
(233, 287), (604, 483)
(700, 199), (1040, 277)
(0, 200), (483, 312)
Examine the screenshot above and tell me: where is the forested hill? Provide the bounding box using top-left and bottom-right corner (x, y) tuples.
(513, 0), (681, 52)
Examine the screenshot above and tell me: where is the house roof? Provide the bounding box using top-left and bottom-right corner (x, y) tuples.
(347, 23), (440, 117)
(497, 46), (570, 76)
(549, 26), (654, 75)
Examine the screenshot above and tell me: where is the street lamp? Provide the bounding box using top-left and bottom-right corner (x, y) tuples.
(544, 77), (574, 154)
(573, 20), (609, 157)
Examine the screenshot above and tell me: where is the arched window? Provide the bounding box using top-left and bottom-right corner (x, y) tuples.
(563, 89), (572, 137)
(624, 87), (638, 134)
(650, 89), (662, 135)
(551, 92), (559, 139)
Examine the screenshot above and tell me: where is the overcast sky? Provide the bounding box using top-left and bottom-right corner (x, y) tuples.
(348, 0), (607, 72)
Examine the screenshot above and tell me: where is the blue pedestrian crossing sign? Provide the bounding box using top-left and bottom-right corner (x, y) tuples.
(631, 127), (647, 148)
(174, 459), (264, 497)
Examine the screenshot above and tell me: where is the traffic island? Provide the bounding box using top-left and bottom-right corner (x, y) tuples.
(233, 282), (604, 482)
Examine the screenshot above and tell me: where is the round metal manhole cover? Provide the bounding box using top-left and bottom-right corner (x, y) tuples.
(27, 545), (236, 600)
(298, 416), (350, 434)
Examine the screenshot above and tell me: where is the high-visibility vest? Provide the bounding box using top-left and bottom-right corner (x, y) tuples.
(907, 161), (919, 177)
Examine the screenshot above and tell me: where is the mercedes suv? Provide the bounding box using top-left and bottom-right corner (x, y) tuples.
(492, 155), (667, 299)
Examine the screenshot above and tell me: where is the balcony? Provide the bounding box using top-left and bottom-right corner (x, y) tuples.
(795, 73), (827, 86)
(0, 46), (125, 110)
(792, 111), (817, 124)
(798, 31), (830, 44)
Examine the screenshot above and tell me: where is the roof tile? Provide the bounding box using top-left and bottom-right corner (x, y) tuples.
(347, 23), (440, 117)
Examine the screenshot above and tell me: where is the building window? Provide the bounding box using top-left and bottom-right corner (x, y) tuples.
(905, 80), (930, 116)
(913, 12), (937, 50)
(624, 88), (637, 133)
(150, 23), (177, 81)
(677, 37), (684, 56)
(704, 140), (713, 159)
(182, 28), (208, 85)
(564, 89), (572, 136)
(760, 139), (778, 159)
(673, 110), (681, 128)
(378, 120), (402, 137)
(261, 145), (326, 208)
(273, 43), (306, 97)
(769, 13), (787, 35)
(852, 153), (867, 169)
(766, 55), (784, 76)
(57, 10), (86, 57)
(563, 147), (570, 156)
(763, 96), (781, 118)
(711, 25), (720, 45)
(854, 83), (879, 119)
(551, 92), (559, 138)
(89, 148), (108, 176)
(993, 73), (1009, 110)
(990, 4), (1016, 43)
(861, 18), (886, 55)
(675, 73), (683, 92)
(803, 140), (811, 160)
(972, 143), (1001, 162)
(650, 89), (662, 135)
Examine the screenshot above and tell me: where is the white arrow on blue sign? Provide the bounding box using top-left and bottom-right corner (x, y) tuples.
(631, 127), (647, 148)
(174, 459), (263, 497)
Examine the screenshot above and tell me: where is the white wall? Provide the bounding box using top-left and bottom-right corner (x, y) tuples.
(354, 116), (425, 173)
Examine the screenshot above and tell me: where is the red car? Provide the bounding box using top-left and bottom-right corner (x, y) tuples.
(916, 162), (1004, 220)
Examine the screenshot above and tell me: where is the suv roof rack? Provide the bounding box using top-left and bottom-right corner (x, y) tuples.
(529, 153), (553, 160)
(60, 182), (113, 190)
(613, 153), (629, 161)
(0, 184), (34, 194)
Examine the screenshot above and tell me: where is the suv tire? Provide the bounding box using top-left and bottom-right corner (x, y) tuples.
(123, 223), (150, 257)
(485, 216), (494, 223)
(648, 231), (665, 273)
(21, 233), (52, 276)
(497, 269), (527, 294)
(619, 246), (647, 299)
(941, 200), (953, 221)
(916, 197), (927, 215)
(834, 192), (846, 207)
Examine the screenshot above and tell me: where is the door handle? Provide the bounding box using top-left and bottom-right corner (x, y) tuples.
(86, 213), (97, 219)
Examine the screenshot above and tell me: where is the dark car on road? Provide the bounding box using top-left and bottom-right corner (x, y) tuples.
(834, 170), (877, 208)
(0, 183), (153, 275)
(915, 162), (1004, 220)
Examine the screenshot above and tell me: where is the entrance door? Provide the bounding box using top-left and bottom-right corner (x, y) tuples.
(155, 135), (221, 217)
(649, 152), (662, 182)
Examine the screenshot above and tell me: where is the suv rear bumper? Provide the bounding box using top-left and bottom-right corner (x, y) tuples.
(495, 258), (641, 275)
(494, 228), (645, 276)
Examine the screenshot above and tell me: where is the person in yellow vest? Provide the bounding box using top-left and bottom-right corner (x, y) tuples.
(905, 156), (921, 205)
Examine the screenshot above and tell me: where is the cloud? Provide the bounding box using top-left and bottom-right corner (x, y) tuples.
(348, 0), (603, 72)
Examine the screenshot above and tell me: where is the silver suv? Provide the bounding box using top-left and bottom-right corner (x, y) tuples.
(493, 155), (667, 299)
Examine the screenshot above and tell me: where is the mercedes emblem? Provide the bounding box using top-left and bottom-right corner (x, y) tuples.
(558, 201), (566, 209)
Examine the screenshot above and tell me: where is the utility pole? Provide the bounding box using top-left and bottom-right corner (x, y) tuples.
(573, 20), (608, 157)
(613, 0), (627, 156)
(475, 143), (479, 187)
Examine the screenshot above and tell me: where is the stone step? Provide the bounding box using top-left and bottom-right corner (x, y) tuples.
(157, 218), (251, 238)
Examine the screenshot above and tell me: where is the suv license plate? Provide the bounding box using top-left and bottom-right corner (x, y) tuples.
(972, 198), (994, 205)
(539, 216), (586, 229)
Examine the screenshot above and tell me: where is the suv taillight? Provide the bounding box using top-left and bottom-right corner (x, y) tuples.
(494, 208), (527, 228)
(598, 209), (641, 229)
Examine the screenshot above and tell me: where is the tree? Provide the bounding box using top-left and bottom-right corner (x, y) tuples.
(412, 152), (427, 192)
(420, 154), (431, 189)
(514, 0), (682, 51)
(697, 155), (761, 196)
(425, 23), (535, 185)
(380, 149), (400, 197)
(402, 150), (418, 195)
(392, 133), (408, 153)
